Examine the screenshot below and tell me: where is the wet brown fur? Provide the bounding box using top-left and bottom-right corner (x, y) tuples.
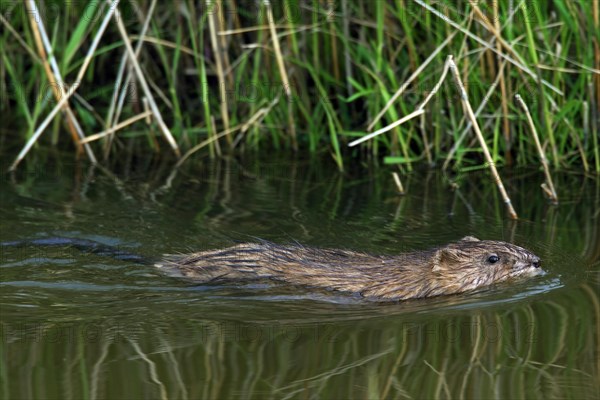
(156, 236), (543, 301)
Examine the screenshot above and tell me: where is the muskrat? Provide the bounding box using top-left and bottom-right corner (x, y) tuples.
(155, 236), (543, 300)
(1, 236), (543, 301)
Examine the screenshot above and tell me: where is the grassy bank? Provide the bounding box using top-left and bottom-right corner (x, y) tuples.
(0, 0), (598, 172)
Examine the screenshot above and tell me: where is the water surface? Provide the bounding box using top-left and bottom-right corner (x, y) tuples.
(1, 154), (598, 399)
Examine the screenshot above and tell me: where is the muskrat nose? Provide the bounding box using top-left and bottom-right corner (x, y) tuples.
(531, 257), (541, 268)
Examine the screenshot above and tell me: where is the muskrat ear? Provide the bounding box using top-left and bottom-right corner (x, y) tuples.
(432, 248), (461, 272)
(460, 236), (480, 242)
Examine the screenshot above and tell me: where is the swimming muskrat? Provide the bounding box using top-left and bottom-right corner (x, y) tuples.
(1, 236), (543, 301)
(156, 236), (542, 300)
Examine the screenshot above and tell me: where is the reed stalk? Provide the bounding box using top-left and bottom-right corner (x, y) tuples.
(264, 0), (297, 150)
(515, 94), (558, 203)
(207, 0), (231, 145)
(24, 0), (96, 162)
(110, 1), (180, 157)
(448, 56), (518, 219)
(391, 172), (405, 194)
(9, 0), (120, 171)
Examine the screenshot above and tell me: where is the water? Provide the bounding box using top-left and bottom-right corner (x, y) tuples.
(1, 154), (598, 399)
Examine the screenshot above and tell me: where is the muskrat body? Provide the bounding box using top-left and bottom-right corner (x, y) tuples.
(156, 236), (543, 301)
(1, 236), (543, 301)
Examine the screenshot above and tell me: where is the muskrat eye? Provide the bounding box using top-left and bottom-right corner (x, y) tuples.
(487, 255), (500, 264)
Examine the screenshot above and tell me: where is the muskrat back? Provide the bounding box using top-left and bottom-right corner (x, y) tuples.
(156, 236), (543, 301)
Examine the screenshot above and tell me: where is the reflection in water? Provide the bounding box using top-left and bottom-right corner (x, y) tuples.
(1, 290), (598, 399)
(1, 155), (599, 398)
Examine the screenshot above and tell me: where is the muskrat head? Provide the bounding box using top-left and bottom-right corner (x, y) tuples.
(431, 236), (543, 293)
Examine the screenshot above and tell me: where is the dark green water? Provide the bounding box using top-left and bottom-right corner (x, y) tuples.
(1, 154), (598, 399)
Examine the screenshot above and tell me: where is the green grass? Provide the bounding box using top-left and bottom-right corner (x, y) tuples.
(0, 0), (598, 172)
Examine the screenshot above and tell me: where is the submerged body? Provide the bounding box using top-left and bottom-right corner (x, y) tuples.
(157, 236), (543, 301)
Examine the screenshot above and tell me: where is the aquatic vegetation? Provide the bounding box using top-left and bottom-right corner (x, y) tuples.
(1, 0), (597, 174)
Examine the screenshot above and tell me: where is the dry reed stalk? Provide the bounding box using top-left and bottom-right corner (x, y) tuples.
(416, 56), (453, 110)
(207, 0), (231, 144)
(240, 96), (280, 134)
(143, 98), (151, 124)
(10, 0), (120, 171)
(392, 172), (405, 194)
(177, 96), (279, 168)
(217, 3), (233, 87)
(349, 109), (425, 147)
(110, 0), (180, 157)
(515, 94), (559, 203)
(25, 0), (96, 163)
(368, 32), (457, 131)
(442, 60), (508, 170)
(217, 24), (288, 35)
(176, 126), (240, 168)
(491, 1), (512, 166)
(414, 0), (562, 96)
(264, 0), (297, 150)
(145, 75), (172, 109)
(104, 0), (157, 157)
(80, 111), (153, 144)
(448, 56), (518, 219)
